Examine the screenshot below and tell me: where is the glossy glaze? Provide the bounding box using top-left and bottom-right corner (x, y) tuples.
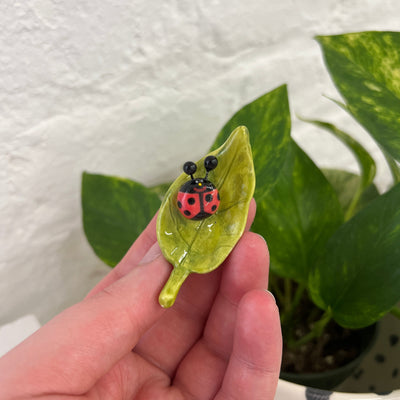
(156, 126), (255, 308)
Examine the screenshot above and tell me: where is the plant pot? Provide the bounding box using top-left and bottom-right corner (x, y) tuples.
(275, 378), (400, 400)
(280, 324), (378, 390)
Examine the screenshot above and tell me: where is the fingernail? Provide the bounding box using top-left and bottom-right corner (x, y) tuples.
(264, 289), (277, 304)
(256, 233), (267, 245)
(139, 242), (162, 265)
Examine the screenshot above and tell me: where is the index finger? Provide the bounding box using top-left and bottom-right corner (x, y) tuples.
(0, 252), (170, 395)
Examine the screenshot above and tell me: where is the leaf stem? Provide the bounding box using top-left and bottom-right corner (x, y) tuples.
(268, 273), (286, 307)
(280, 283), (306, 328)
(291, 310), (332, 348)
(299, 117), (376, 220)
(283, 278), (293, 310)
(159, 267), (190, 308)
(345, 184), (363, 221)
(291, 283), (306, 311)
(382, 148), (400, 185)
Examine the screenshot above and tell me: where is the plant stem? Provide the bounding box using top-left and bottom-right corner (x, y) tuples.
(268, 274), (286, 307)
(298, 117), (377, 220)
(283, 278), (292, 310)
(345, 184), (363, 221)
(281, 283), (306, 322)
(291, 310), (332, 349)
(280, 283), (307, 336)
(307, 306), (322, 325)
(390, 306), (400, 320)
(291, 283), (306, 311)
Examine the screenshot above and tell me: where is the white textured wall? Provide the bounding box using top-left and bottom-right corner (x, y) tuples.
(1, 0), (400, 325)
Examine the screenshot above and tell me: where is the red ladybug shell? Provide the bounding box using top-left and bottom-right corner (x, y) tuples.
(177, 179), (220, 220)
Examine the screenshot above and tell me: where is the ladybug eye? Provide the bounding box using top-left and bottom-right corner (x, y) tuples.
(204, 156), (218, 172)
(183, 161), (197, 177)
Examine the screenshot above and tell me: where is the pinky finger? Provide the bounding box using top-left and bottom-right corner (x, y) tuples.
(216, 289), (282, 400)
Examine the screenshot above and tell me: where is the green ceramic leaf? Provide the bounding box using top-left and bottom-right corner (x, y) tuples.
(211, 85), (291, 199)
(322, 169), (379, 215)
(82, 172), (161, 266)
(252, 141), (343, 284)
(157, 126), (255, 307)
(302, 118), (376, 219)
(317, 32), (400, 161)
(309, 182), (400, 329)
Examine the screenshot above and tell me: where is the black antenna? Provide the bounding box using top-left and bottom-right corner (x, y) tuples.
(183, 161), (197, 179)
(204, 156), (218, 179)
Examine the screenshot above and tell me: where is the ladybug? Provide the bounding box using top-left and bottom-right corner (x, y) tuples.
(177, 155), (220, 220)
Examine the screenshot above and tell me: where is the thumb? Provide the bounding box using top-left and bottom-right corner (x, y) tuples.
(0, 245), (171, 395)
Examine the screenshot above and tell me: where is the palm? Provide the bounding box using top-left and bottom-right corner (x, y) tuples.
(91, 229), (279, 399)
(0, 204), (281, 400)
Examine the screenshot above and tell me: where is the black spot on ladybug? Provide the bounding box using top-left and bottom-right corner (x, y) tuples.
(188, 197), (196, 205)
(205, 194), (213, 202)
(211, 205), (217, 211)
(217, 192), (220, 200)
(177, 201), (182, 209)
(184, 210), (191, 216)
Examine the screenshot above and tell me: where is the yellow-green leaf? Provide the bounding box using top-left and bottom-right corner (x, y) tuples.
(156, 126), (255, 307)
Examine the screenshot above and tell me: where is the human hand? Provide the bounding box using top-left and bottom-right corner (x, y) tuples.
(0, 199), (282, 399)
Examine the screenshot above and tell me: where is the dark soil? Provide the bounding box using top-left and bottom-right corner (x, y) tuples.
(276, 279), (373, 374)
(281, 319), (364, 373)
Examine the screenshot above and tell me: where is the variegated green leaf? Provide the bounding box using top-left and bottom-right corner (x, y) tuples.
(252, 141), (343, 284)
(322, 169), (379, 215)
(82, 172), (161, 266)
(302, 119), (376, 219)
(317, 32), (400, 161)
(211, 84), (291, 199)
(309, 182), (400, 328)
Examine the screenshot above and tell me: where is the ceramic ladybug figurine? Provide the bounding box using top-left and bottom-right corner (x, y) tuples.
(177, 155), (221, 220)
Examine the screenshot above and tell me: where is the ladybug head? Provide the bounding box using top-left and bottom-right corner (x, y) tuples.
(183, 155), (218, 180)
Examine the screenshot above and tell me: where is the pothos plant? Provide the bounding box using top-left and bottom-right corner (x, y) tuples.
(82, 31), (400, 377)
